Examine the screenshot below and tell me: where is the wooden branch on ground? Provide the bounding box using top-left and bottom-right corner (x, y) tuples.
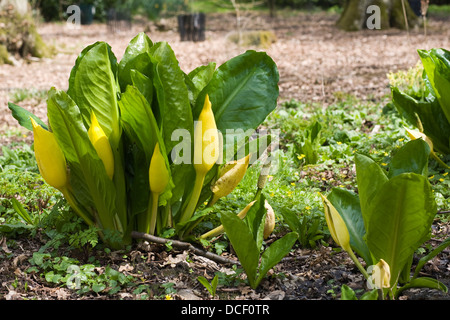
(131, 231), (240, 266)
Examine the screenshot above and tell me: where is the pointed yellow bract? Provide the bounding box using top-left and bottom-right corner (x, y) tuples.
(210, 154), (251, 206)
(194, 94), (219, 174)
(320, 193), (351, 253)
(31, 117), (68, 190)
(149, 143), (169, 195)
(405, 127), (450, 169)
(405, 127), (433, 150)
(371, 259), (391, 289)
(263, 200), (275, 239)
(180, 94), (220, 224)
(88, 112), (114, 180)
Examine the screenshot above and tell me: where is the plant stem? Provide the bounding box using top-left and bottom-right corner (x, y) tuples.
(180, 173), (205, 223)
(347, 249), (370, 281)
(146, 192), (160, 235)
(149, 193), (159, 235)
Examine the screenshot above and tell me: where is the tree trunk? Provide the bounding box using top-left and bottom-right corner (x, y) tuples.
(337, 0), (419, 31)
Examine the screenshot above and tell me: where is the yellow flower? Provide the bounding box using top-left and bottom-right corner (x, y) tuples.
(290, 182), (296, 186)
(31, 117), (67, 190)
(181, 94), (219, 223)
(444, 172), (448, 176)
(429, 175), (434, 180)
(381, 163), (388, 166)
(149, 143), (169, 195)
(337, 141), (342, 145)
(165, 294), (173, 300)
(319, 193), (351, 253)
(370, 259), (391, 289)
(263, 200), (275, 239)
(439, 178), (444, 182)
(193, 94), (219, 175)
(147, 142), (170, 235)
(88, 112), (114, 180)
(209, 154), (250, 206)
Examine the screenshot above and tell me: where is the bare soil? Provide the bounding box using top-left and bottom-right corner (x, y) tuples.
(1, 11), (450, 301)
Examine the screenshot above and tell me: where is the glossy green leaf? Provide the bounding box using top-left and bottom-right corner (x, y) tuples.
(46, 88), (117, 233)
(7, 102), (48, 131)
(327, 188), (372, 266)
(195, 50), (279, 155)
(355, 153), (388, 229)
(118, 32), (153, 92)
(150, 41), (193, 154)
(366, 173), (437, 287)
(220, 210), (259, 288)
(388, 139), (430, 178)
(243, 194), (267, 250)
(391, 87), (450, 155)
(119, 85), (173, 209)
(67, 41), (120, 145)
(419, 48), (450, 125)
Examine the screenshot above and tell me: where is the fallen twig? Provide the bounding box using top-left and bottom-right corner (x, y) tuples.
(131, 231), (240, 266)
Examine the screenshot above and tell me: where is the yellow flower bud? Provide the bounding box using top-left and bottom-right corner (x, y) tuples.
(194, 94), (219, 175)
(263, 200), (275, 239)
(149, 143), (169, 195)
(209, 154), (250, 206)
(88, 112), (114, 180)
(404, 127), (433, 150)
(180, 94), (220, 223)
(31, 117), (68, 190)
(370, 259), (391, 289)
(320, 193), (351, 253)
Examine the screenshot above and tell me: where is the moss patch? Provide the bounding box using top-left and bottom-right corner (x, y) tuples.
(0, 5), (54, 64)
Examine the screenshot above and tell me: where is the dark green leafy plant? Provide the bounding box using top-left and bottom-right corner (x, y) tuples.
(391, 48), (450, 159)
(8, 32), (279, 248)
(324, 139), (449, 299)
(220, 194), (297, 289)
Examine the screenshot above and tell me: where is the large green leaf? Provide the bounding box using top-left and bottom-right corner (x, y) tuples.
(220, 210), (260, 288)
(118, 32), (153, 92)
(119, 85), (173, 209)
(194, 50), (279, 156)
(391, 87), (450, 155)
(7, 102), (48, 131)
(46, 88), (118, 233)
(327, 188), (372, 265)
(419, 48), (450, 125)
(67, 41), (120, 144)
(388, 139), (430, 178)
(187, 62), (216, 104)
(150, 41), (193, 154)
(366, 173), (436, 287)
(355, 153), (388, 229)
(243, 194), (267, 250)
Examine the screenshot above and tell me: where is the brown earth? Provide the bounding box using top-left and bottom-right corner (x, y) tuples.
(1, 11), (450, 302)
